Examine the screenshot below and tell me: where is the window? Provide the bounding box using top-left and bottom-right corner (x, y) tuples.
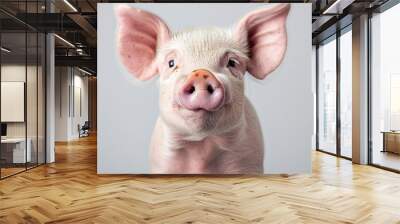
(0, 1), (47, 179)
(340, 28), (352, 158)
(390, 74), (400, 130)
(318, 36), (337, 154)
(371, 3), (400, 171)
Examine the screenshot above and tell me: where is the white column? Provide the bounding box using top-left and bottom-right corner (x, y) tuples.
(46, 33), (55, 163)
(352, 14), (369, 164)
(45, 0), (56, 163)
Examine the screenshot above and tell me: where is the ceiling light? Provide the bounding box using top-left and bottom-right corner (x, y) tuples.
(1, 47), (11, 53)
(63, 0), (78, 12)
(54, 34), (75, 48)
(78, 67), (93, 76)
(322, 0), (354, 15)
(76, 48), (86, 55)
(323, 0), (341, 14)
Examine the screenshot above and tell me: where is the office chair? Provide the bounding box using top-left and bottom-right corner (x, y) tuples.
(79, 121), (90, 138)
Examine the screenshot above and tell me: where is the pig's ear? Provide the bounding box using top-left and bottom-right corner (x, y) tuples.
(235, 4), (290, 80)
(116, 5), (171, 80)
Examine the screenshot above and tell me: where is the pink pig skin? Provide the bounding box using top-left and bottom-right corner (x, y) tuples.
(150, 98), (264, 174)
(116, 4), (290, 174)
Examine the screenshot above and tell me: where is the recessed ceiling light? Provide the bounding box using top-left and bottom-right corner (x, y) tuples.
(54, 34), (75, 48)
(1, 47), (11, 53)
(78, 67), (93, 76)
(63, 0), (78, 12)
(322, 0), (354, 15)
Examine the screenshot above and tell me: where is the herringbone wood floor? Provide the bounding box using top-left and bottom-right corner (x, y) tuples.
(1, 135), (400, 224)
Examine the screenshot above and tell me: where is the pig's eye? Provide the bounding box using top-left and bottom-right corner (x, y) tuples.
(168, 59), (175, 68)
(227, 59), (237, 68)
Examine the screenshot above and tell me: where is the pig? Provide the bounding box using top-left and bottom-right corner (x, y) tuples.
(116, 4), (290, 174)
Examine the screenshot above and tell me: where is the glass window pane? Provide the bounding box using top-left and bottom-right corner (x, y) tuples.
(1, 31), (28, 177)
(371, 4), (400, 171)
(340, 29), (352, 158)
(0, 1), (46, 179)
(318, 37), (337, 154)
(38, 33), (46, 165)
(27, 31), (38, 169)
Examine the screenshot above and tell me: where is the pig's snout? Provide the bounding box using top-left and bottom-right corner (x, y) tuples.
(178, 69), (224, 111)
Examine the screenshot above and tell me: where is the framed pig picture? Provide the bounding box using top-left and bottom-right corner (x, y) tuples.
(98, 3), (313, 174)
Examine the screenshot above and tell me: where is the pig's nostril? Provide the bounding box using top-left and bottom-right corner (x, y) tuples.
(207, 84), (214, 94)
(180, 70), (224, 111)
(186, 86), (195, 94)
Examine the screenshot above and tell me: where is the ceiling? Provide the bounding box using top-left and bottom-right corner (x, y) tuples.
(0, 0), (395, 74)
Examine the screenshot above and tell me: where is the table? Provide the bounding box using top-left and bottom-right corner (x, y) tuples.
(1, 138), (31, 163)
(382, 131), (400, 154)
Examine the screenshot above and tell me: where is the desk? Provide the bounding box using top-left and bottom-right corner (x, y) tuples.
(1, 138), (31, 163)
(382, 131), (400, 154)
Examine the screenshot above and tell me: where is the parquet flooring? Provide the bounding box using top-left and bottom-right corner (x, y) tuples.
(1, 135), (400, 223)
(0, 167), (26, 178)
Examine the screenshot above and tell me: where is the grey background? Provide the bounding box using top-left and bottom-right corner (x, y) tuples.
(98, 3), (312, 174)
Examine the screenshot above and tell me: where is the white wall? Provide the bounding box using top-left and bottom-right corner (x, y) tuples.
(1, 65), (39, 138)
(1, 82), (25, 122)
(1, 66), (26, 138)
(55, 67), (69, 141)
(55, 67), (89, 141)
(72, 73), (89, 138)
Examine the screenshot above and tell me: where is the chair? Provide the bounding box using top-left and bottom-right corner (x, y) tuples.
(79, 121), (90, 138)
